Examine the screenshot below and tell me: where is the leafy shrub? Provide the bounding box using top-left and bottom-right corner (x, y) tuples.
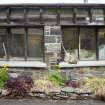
(48, 67), (65, 86)
(5, 75), (33, 97)
(0, 65), (9, 89)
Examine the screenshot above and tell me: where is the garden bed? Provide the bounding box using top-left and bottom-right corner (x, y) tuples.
(0, 65), (105, 102)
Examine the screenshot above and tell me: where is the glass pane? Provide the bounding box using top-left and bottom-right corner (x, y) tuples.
(92, 9), (104, 23)
(59, 8), (73, 25)
(0, 29), (7, 60)
(76, 8), (89, 24)
(0, 20), (8, 25)
(42, 8), (57, 25)
(0, 9), (7, 19)
(9, 28), (25, 60)
(27, 8), (40, 24)
(27, 28), (43, 60)
(0, 9), (7, 25)
(80, 28), (96, 60)
(98, 29), (105, 60)
(62, 28), (78, 59)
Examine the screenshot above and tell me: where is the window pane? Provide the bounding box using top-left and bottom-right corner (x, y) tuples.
(80, 28), (96, 60)
(10, 8), (24, 24)
(98, 29), (105, 60)
(0, 20), (8, 25)
(59, 8), (73, 25)
(27, 28), (43, 60)
(76, 8), (89, 24)
(27, 8), (40, 24)
(92, 9), (104, 24)
(9, 28), (25, 60)
(0, 29), (7, 60)
(0, 9), (7, 25)
(42, 8), (57, 25)
(0, 9), (7, 19)
(62, 28), (78, 59)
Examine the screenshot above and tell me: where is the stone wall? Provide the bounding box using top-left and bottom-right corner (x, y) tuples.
(8, 67), (105, 80)
(61, 67), (105, 80)
(8, 68), (48, 80)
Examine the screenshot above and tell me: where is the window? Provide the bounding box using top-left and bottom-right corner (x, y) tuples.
(27, 28), (43, 60)
(0, 9), (7, 25)
(27, 8), (40, 24)
(0, 29), (7, 60)
(59, 8), (73, 25)
(9, 28), (25, 60)
(79, 28), (96, 60)
(62, 27), (78, 59)
(76, 8), (89, 24)
(42, 8), (57, 25)
(98, 28), (105, 60)
(10, 8), (24, 24)
(91, 8), (104, 24)
(0, 27), (44, 61)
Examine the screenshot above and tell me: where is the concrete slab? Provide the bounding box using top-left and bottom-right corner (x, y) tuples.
(59, 61), (105, 68)
(0, 61), (47, 68)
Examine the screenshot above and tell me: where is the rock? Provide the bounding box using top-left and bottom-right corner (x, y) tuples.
(2, 89), (8, 96)
(74, 88), (92, 95)
(69, 93), (78, 100)
(9, 73), (19, 78)
(61, 87), (75, 93)
(32, 91), (46, 98)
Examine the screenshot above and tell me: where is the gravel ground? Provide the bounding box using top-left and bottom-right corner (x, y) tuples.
(0, 98), (104, 105)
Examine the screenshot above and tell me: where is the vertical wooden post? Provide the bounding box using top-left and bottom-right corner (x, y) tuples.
(6, 7), (10, 61)
(96, 27), (99, 60)
(24, 7), (27, 61)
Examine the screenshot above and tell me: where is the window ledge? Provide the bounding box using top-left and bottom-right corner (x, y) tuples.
(59, 61), (105, 68)
(0, 61), (47, 68)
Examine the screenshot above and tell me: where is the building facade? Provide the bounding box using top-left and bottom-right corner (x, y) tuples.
(0, 4), (105, 67)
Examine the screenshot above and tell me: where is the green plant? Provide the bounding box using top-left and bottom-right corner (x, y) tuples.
(0, 65), (9, 89)
(48, 67), (65, 86)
